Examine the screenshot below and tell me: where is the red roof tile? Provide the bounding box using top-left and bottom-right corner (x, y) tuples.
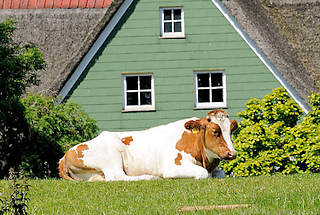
(0, 0), (111, 8)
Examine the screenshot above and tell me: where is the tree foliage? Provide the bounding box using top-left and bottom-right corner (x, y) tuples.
(19, 94), (99, 177)
(222, 88), (320, 176)
(0, 19), (46, 177)
(0, 19), (99, 178)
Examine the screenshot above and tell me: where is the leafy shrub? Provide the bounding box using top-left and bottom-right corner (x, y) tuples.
(222, 88), (320, 176)
(283, 93), (320, 174)
(19, 94), (99, 178)
(0, 19), (46, 177)
(0, 169), (30, 215)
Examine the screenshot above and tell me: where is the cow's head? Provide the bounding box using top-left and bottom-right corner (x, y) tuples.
(184, 110), (238, 160)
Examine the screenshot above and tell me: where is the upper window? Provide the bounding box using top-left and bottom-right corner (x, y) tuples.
(122, 73), (155, 112)
(194, 71), (227, 109)
(160, 7), (185, 38)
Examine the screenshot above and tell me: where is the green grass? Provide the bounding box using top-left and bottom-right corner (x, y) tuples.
(1, 174), (319, 214)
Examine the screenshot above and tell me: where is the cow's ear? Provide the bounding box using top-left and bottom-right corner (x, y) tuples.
(230, 120), (238, 132)
(184, 120), (201, 131)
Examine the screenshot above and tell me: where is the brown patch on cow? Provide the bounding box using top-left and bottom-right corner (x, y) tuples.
(176, 114), (235, 171)
(175, 153), (182, 165)
(76, 144), (89, 158)
(59, 144), (101, 181)
(176, 127), (208, 169)
(58, 157), (73, 180)
(204, 122), (231, 160)
(121, 136), (133, 145)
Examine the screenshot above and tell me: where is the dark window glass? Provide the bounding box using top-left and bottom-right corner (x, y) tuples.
(212, 89), (223, 102)
(140, 76), (151, 90)
(164, 22), (172, 32)
(198, 89), (210, 103)
(164, 10), (171, 20)
(174, 22), (181, 32)
(140, 92), (152, 105)
(211, 73), (223, 87)
(126, 76), (138, 90)
(174, 9), (181, 20)
(197, 74), (209, 87)
(127, 92), (138, 105)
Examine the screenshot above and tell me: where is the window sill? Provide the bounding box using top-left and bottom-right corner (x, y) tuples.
(122, 107), (156, 113)
(159, 35), (186, 39)
(194, 105), (228, 110)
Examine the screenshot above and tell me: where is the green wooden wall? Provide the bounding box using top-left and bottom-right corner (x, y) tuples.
(68, 0), (281, 131)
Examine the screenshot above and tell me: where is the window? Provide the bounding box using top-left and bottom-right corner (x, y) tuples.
(194, 71), (227, 109)
(122, 74), (155, 112)
(160, 7), (185, 38)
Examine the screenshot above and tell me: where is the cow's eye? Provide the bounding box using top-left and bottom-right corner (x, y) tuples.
(212, 130), (220, 136)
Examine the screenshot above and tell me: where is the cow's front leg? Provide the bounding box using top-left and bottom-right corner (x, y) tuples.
(162, 163), (209, 179)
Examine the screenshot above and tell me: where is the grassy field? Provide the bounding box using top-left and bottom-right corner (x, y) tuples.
(0, 174), (319, 214)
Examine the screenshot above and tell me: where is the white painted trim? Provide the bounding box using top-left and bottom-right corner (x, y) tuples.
(193, 70), (227, 109)
(160, 7), (185, 38)
(121, 73), (155, 112)
(211, 0), (310, 113)
(57, 0), (135, 104)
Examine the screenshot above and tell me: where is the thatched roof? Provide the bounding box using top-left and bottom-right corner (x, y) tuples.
(0, 0), (112, 9)
(0, 0), (124, 96)
(222, 0), (320, 107)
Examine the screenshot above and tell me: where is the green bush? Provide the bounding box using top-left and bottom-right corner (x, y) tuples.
(0, 169), (30, 215)
(19, 94), (99, 178)
(0, 19), (46, 178)
(222, 88), (320, 176)
(283, 93), (320, 174)
(0, 19), (98, 178)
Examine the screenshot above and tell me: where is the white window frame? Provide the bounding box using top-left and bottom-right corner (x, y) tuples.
(160, 7), (185, 38)
(193, 70), (227, 109)
(122, 73), (155, 112)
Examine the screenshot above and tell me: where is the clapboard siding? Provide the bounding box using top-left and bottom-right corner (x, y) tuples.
(68, 0), (281, 131)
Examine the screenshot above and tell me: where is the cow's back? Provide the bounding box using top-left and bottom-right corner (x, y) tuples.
(115, 118), (197, 176)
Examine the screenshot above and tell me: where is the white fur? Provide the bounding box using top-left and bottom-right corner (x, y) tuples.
(209, 113), (236, 155)
(66, 117), (231, 181)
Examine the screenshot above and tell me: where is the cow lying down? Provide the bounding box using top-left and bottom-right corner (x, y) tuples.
(59, 110), (238, 181)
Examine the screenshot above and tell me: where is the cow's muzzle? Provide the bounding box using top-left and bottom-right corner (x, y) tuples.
(226, 151), (237, 160)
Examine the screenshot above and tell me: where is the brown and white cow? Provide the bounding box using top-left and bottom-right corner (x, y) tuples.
(58, 110), (238, 181)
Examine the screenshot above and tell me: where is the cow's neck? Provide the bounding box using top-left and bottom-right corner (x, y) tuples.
(201, 127), (220, 172)
(176, 130), (217, 171)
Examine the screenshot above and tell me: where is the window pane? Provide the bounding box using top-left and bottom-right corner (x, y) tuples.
(198, 89), (210, 103)
(164, 10), (171, 20)
(212, 89), (223, 102)
(140, 92), (152, 105)
(174, 9), (181, 20)
(127, 92), (138, 105)
(164, 22), (172, 32)
(126, 76), (138, 90)
(174, 22), (182, 32)
(140, 76), (151, 90)
(197, 73), (209, 87)
(211, 73), (223, 87)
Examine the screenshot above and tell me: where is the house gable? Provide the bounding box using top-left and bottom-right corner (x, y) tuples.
(63, 0), (297, 131)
